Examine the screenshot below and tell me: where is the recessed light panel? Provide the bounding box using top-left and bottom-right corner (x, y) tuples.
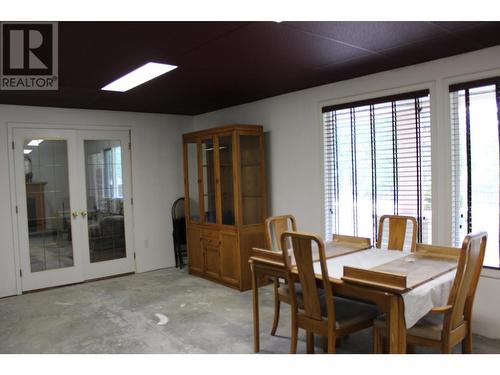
(101, 62), (178, 92)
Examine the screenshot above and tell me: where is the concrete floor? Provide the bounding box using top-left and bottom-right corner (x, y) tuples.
(1, 268), (500, 354)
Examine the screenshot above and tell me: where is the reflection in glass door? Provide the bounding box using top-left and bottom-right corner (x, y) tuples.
(84, 140), (126, 263)
(24, 139), (74, 272)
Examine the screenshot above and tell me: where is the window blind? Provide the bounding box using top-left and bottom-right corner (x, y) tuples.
(450, 77), (500, 269)
(323, 90), (431, 246)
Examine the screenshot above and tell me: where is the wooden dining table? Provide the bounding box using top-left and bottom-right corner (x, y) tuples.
(249, 240), (460, 354)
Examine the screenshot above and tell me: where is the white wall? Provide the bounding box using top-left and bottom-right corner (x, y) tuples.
(192, 45), (500, 339)
(0, 104), (191, 298)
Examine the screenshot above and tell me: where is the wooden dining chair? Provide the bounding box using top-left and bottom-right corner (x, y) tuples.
(373, 231), (488, 354)
(264, 214), (297, 336)
(281, 231), (378, 353)
(376, 215), (418, 251)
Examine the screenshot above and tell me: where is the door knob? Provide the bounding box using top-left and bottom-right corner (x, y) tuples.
(71, 211), (78, 218)
(80, 211), (87, 217)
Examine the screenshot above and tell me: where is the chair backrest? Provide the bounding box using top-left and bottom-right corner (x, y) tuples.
(265, 215), (297, 251)
(172, 197), (185, 220)
(445, 231), (487, 331)
(376, 215), (417, 251)
(332, 234), (371, 248)
(281, 231), (334, 324)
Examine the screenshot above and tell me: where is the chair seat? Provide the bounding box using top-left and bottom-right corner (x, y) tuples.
(374, 312), (444, 341)
(278, 284), (377, 329)
(334, 297), (378, 330)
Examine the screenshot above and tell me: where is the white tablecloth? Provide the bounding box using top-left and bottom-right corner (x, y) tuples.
(312, 248), (455, 328)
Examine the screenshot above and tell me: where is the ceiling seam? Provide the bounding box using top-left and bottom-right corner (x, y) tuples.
(280, 23), (390, 58)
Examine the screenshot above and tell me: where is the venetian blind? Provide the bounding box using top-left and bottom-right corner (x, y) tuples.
(323, 90), (432, 246)
(450, 77), (500, 268)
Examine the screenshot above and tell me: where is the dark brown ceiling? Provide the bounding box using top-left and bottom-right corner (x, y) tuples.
(2, 21), (500, 115)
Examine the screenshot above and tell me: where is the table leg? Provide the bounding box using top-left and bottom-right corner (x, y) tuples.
(387, 295), (406, 354)
(251, 263), (260, 353)
(397, 296), (407, 353)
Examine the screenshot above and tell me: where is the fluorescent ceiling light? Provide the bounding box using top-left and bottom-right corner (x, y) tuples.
(27, 139), (43, 146)
(24, 149), (32, 154)
(101, 62), (177, 92)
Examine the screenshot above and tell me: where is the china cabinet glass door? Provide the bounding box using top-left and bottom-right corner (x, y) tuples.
(218, 134), (235, 225)
(201, 137), (217, 224)
(186, 142), (201, 222)
(240, 134), (264, 225)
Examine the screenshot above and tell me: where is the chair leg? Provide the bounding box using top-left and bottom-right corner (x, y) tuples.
(270, 280), (281, 336)
(462, 330), (473, 354)
(327, 333), (336, 354)
(173, 235), (179, 268)
(441, 341), (452, 354)
(373, 326), (384, 354)
(322, 336), (328, 353)
(290, 323), (298, 354)
(306, 332), (315, 354)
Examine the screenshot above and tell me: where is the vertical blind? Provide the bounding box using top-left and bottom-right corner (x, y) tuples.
(323, 90), (432, 245)
(450, 77), (500, 269)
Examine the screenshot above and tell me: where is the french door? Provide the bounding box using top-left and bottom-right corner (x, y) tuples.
(12, 127), (135, 291)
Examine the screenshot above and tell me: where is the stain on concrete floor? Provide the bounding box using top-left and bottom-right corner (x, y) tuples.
(1, 268), (499, 354)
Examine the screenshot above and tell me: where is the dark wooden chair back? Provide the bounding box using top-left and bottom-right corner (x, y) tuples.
(376, 215), (418, 251)
(265, 215), (297, 251)
(281, 231), (334, 323)
(445, 231), (487, 331)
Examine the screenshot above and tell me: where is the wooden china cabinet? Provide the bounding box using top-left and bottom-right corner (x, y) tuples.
(182, 125), (267, 291)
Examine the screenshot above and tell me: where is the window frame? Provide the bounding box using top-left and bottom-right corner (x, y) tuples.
(442, 69), (500, 276)
(322, 89), (432, 245)
(318, 82), (438, 245)
(449, 76), (500, 270)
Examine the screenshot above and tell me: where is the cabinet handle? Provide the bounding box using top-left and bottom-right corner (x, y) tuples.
(71, 211), (78, 219)
(80, 211), (87, 217)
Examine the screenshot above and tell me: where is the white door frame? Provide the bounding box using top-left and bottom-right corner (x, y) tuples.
(7, 123), (135, 293)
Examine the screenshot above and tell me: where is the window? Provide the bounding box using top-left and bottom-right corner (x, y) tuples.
(450, 77), (500, 269)
(323, 90), (432, 245)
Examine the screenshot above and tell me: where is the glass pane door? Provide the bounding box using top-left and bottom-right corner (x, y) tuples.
(24, 139), (74, 272)
(13, 128), (85, 292)
(13, 128), (135, 291)
(202, 138), (217, 224)
(78, 130), (135, 280)
(84, 140), (126, 263)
